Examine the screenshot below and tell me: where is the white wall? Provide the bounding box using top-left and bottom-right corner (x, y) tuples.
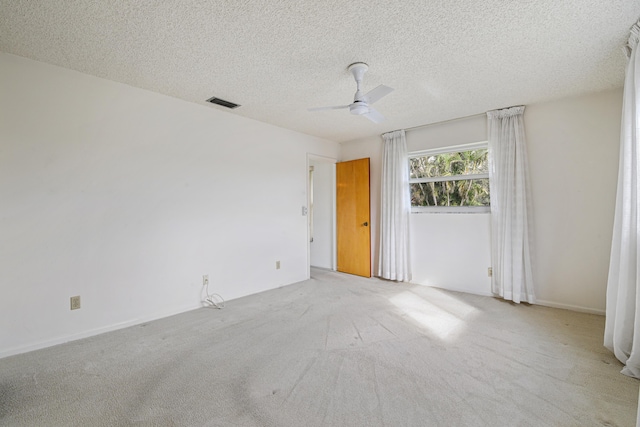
(405, 115), (486, 151)
(341, 88), (622, 313)
(0, 53), (339, 357)
(526, 89), (621, 313)
(410, 214), (491, 295)
(309, 159), (335, 269)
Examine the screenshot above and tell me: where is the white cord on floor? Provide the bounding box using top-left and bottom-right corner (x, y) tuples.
(204, 280), (225, 309)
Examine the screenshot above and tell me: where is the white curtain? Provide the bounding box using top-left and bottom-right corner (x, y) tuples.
(604, 19), (640, 379)
(379, 130), (411, 281)
(487, 106), (535, 304)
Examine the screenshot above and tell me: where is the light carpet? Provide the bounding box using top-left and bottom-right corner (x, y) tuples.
(0, 269), (637, 426)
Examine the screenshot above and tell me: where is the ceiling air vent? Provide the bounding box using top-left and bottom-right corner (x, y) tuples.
(206, 97), (240, 109)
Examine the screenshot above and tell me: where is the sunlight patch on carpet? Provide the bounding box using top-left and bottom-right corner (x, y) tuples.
(389, 290), (478, 341)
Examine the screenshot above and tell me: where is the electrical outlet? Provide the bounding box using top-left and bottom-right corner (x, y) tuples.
(276, 261), (280, 270)
(70, 296), (81, 310)
(203, 275), (209, 286)
(487, 267), (493, 277)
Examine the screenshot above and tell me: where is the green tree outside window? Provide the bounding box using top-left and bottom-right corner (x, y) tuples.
(409, 148), (490, 207)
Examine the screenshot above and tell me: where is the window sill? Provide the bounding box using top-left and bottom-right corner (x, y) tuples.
(411, 206), (491, 214)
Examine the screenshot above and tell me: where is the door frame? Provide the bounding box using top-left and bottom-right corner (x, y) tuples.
(306, 153), (338, 278)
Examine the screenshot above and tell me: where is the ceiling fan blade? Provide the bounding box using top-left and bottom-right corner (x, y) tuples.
(308, 105), (350, 112)
(363, 85), (394, 104)
(363, 107), (385, 123)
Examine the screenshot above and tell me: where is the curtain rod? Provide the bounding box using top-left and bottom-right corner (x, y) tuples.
(399, 104), (525, 133)
(402, 112), (485, 133)
(384, 105), (524, 136)
(382, 112), (484, 136)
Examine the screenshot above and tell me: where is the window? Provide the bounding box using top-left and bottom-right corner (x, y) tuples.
(409, 142), (490, 213)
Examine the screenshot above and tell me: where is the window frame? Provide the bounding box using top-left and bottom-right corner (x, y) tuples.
(408, 141), (490, 214)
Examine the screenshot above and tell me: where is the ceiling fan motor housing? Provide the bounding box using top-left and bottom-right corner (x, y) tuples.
(307, 61), (392, 123)
(349, 101), (369, 115)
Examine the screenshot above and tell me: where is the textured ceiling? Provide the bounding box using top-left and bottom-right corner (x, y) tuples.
(1, 1), (639, 143)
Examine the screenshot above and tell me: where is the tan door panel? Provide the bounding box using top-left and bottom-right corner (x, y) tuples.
(336, 158), (371, 277)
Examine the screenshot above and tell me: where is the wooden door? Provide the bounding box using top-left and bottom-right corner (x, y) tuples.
(336, 158), (371, 277)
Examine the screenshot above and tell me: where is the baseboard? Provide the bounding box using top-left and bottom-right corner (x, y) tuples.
(412, 283), (605, 315)
(0, 303), (204, 360)
(310, 266), (335, 272)
(536, 299), (604, 315)
(414, 282), (494, 298)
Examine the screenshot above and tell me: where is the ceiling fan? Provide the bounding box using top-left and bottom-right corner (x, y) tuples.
(308, 62), (394, 123)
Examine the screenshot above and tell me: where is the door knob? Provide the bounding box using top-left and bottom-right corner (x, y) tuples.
(362, 222), (368, 227)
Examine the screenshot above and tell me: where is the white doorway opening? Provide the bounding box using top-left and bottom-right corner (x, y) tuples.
(307, 154), (337, 275)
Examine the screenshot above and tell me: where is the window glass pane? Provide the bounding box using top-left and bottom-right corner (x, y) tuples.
(409, 149), (488, 179)
(410, 179), (490, 207)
